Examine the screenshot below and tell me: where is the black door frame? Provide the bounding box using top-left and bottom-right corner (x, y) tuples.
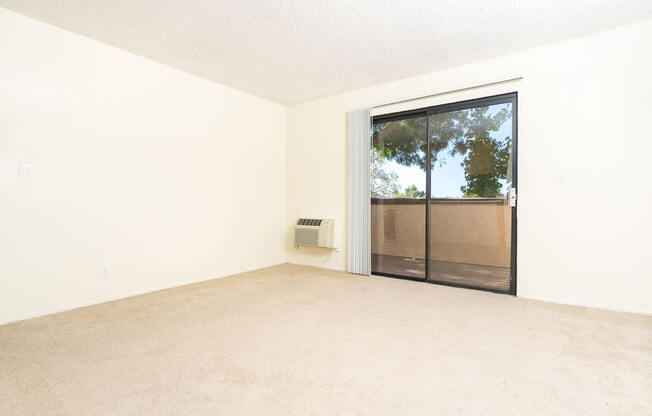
(371, 92), (518, 296)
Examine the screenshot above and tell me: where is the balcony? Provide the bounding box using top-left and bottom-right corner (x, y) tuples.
(371, 198), (512, 290)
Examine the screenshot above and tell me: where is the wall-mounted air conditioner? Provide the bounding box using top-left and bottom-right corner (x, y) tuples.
(294, 218), (335, 248)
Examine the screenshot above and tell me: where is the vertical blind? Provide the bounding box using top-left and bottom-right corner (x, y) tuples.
(347, 108), (371, 275)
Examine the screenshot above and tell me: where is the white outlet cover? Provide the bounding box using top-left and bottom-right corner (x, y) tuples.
(555, 167), (567, 182)
(100, 266), (109, 279)
(19, 163), (33, 178)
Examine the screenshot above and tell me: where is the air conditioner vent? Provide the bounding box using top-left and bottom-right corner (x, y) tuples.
(295, 228), (319, 246)
(297, 218), (323, 226)
(294, 218), (334, 248)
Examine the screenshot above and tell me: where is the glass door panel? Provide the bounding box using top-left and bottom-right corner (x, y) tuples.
(371, 113), (427, 279)
(428, 101), (514, 291)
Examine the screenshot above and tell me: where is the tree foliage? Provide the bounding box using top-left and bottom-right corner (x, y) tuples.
(460, 135), (511, 197)
(395, 184), (426, 198)
(370, 151), (400, 197)
(372, 105), (512, 198)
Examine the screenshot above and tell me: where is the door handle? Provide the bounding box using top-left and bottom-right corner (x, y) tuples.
(509, 187), (517, 207)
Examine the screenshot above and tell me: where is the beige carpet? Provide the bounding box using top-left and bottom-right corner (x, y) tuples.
(1, 264), (650, 415)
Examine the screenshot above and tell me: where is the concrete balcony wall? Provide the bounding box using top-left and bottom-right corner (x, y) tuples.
(371, 199), (511, 267)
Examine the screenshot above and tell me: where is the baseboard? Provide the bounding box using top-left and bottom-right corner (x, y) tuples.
(517, 293), (652, 316)
(288, 262), (652, 315)
(0, 262), (285, 326)
(286, 258), (346, 272)
(5, 265), (647, 325)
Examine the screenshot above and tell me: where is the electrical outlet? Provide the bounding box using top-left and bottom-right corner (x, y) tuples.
(100, 266), (109, 279)
(19, 163), (33, 179)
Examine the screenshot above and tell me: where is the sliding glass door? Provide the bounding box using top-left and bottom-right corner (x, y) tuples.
(371, 93), (517, 294)
(371, 113), (427, 279)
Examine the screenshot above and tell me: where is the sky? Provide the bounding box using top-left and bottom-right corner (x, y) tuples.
(380, 103), (512, 198)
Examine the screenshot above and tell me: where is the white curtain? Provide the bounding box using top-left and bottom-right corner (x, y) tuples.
(347, 108), (371, 275)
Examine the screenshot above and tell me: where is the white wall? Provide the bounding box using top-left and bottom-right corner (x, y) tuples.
(2, 8), (650, 322)
(286, 20), (652, 314)
(0, 9), (287, 324)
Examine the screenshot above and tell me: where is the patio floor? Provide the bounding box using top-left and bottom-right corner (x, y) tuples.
(371, 253), (511, 291)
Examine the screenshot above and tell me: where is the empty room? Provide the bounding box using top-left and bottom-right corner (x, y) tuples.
(1, 1), (651, 414)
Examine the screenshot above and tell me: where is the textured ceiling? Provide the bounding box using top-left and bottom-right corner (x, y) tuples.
(2, 1), (652, 104)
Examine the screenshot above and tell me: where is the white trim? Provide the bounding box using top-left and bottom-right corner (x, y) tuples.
(371, 76), (523, 109)
(517, 294), (652, 316)
(0, 263), (284, 325)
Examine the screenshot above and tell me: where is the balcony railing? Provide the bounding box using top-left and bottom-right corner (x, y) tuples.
(371, 197), (511, 267)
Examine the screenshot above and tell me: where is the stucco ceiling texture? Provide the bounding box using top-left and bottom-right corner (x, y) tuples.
(2, 0), (652, 104)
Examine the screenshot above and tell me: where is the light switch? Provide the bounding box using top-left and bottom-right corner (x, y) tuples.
(555, 167), (567, 182)
(19, 163), (33, 179)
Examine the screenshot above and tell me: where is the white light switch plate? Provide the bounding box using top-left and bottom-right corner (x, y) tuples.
(19, 163), (33, 178)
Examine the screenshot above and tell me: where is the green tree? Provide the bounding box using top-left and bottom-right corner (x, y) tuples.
(372, 105), (512, 198)
(460, 136), (511, 197)
(394, 184), (426, 198)
(373, 116), (428, 170)
(370, 151), (399, 197)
